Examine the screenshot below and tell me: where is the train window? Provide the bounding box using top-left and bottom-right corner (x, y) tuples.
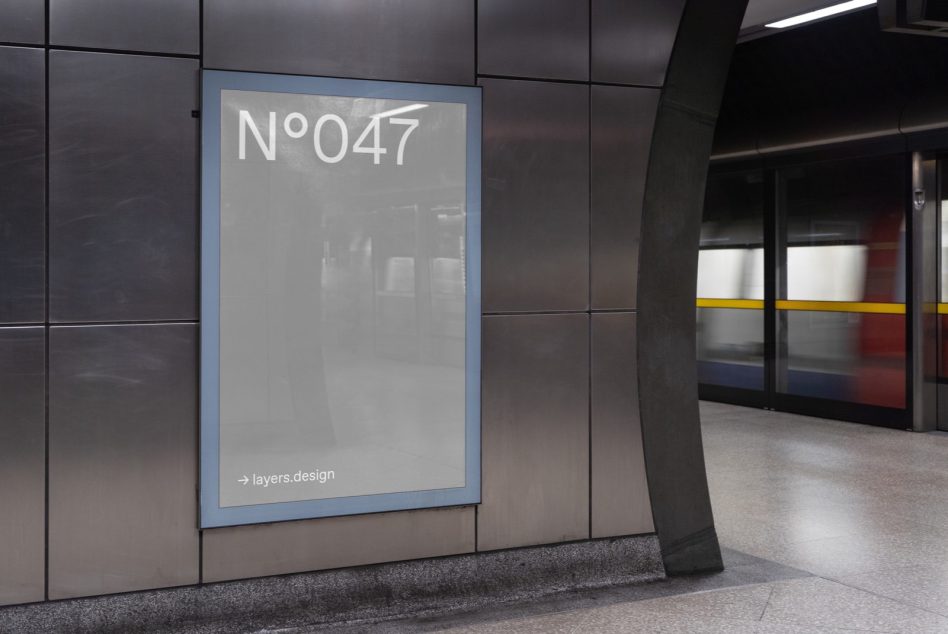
(786, 245), (867, 301)
(697, 249), (749, 299)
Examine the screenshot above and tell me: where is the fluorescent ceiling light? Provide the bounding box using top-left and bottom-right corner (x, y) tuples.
(765, 0), (876, 28)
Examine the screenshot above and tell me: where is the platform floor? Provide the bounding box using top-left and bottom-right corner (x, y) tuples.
(394, 401), (948, 633)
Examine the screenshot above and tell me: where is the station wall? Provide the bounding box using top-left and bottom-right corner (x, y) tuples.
(0, 0), (742, 605)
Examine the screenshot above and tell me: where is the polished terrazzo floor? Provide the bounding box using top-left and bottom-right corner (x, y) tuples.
(409, 401), (948, 633)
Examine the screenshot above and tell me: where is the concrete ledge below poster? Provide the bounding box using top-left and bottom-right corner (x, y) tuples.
(0, 536), (665, 633)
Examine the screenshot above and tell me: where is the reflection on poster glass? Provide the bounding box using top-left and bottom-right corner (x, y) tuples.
(201, 73), (480, 525)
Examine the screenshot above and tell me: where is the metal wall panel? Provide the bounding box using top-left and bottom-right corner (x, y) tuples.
(0, 0), (44, 45)
(590, 85), (659, 310)
(478, 314), (589, 551)
(48, 51), (198, 323)
(477, 0), (588, 81)
(0, 47), (45, 324)
(0, 327), (45, 606)
(49, 0), (199, 55)
(48, 324), (199, 599)
(203, 507), (475, 582)
(481, 79), (589, 313)
(591, 0), (686, 87)
(590, 313), (653, 538)
(203, 0), (474, 85)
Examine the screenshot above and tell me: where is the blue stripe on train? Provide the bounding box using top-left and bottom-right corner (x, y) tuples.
(698, 361), (851, 400)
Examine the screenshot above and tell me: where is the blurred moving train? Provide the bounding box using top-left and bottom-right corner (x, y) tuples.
(696, 161), (907, 410)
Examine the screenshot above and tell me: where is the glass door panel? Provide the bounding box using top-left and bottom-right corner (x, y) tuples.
(697, 170), (765, 393)
(776, 155), (907, 411)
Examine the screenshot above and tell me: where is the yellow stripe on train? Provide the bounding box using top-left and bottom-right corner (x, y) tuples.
(695, 298), (765, 310)
(696, 299), (906, 314)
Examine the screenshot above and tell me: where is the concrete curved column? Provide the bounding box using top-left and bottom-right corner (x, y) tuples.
(638, 0), (749, 575)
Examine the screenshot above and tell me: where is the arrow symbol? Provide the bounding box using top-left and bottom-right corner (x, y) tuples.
(238, 476), (249, 485)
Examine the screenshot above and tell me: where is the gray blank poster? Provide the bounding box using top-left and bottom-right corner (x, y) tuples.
(218, 88), (468, 508)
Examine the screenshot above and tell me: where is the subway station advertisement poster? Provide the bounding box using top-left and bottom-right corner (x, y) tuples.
(200, 71), (481, 527)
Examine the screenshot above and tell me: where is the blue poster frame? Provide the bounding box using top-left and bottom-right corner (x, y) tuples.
(200, 70), (481, 528)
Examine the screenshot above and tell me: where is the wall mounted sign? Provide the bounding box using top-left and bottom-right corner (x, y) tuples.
(200, 70), (481, 527)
